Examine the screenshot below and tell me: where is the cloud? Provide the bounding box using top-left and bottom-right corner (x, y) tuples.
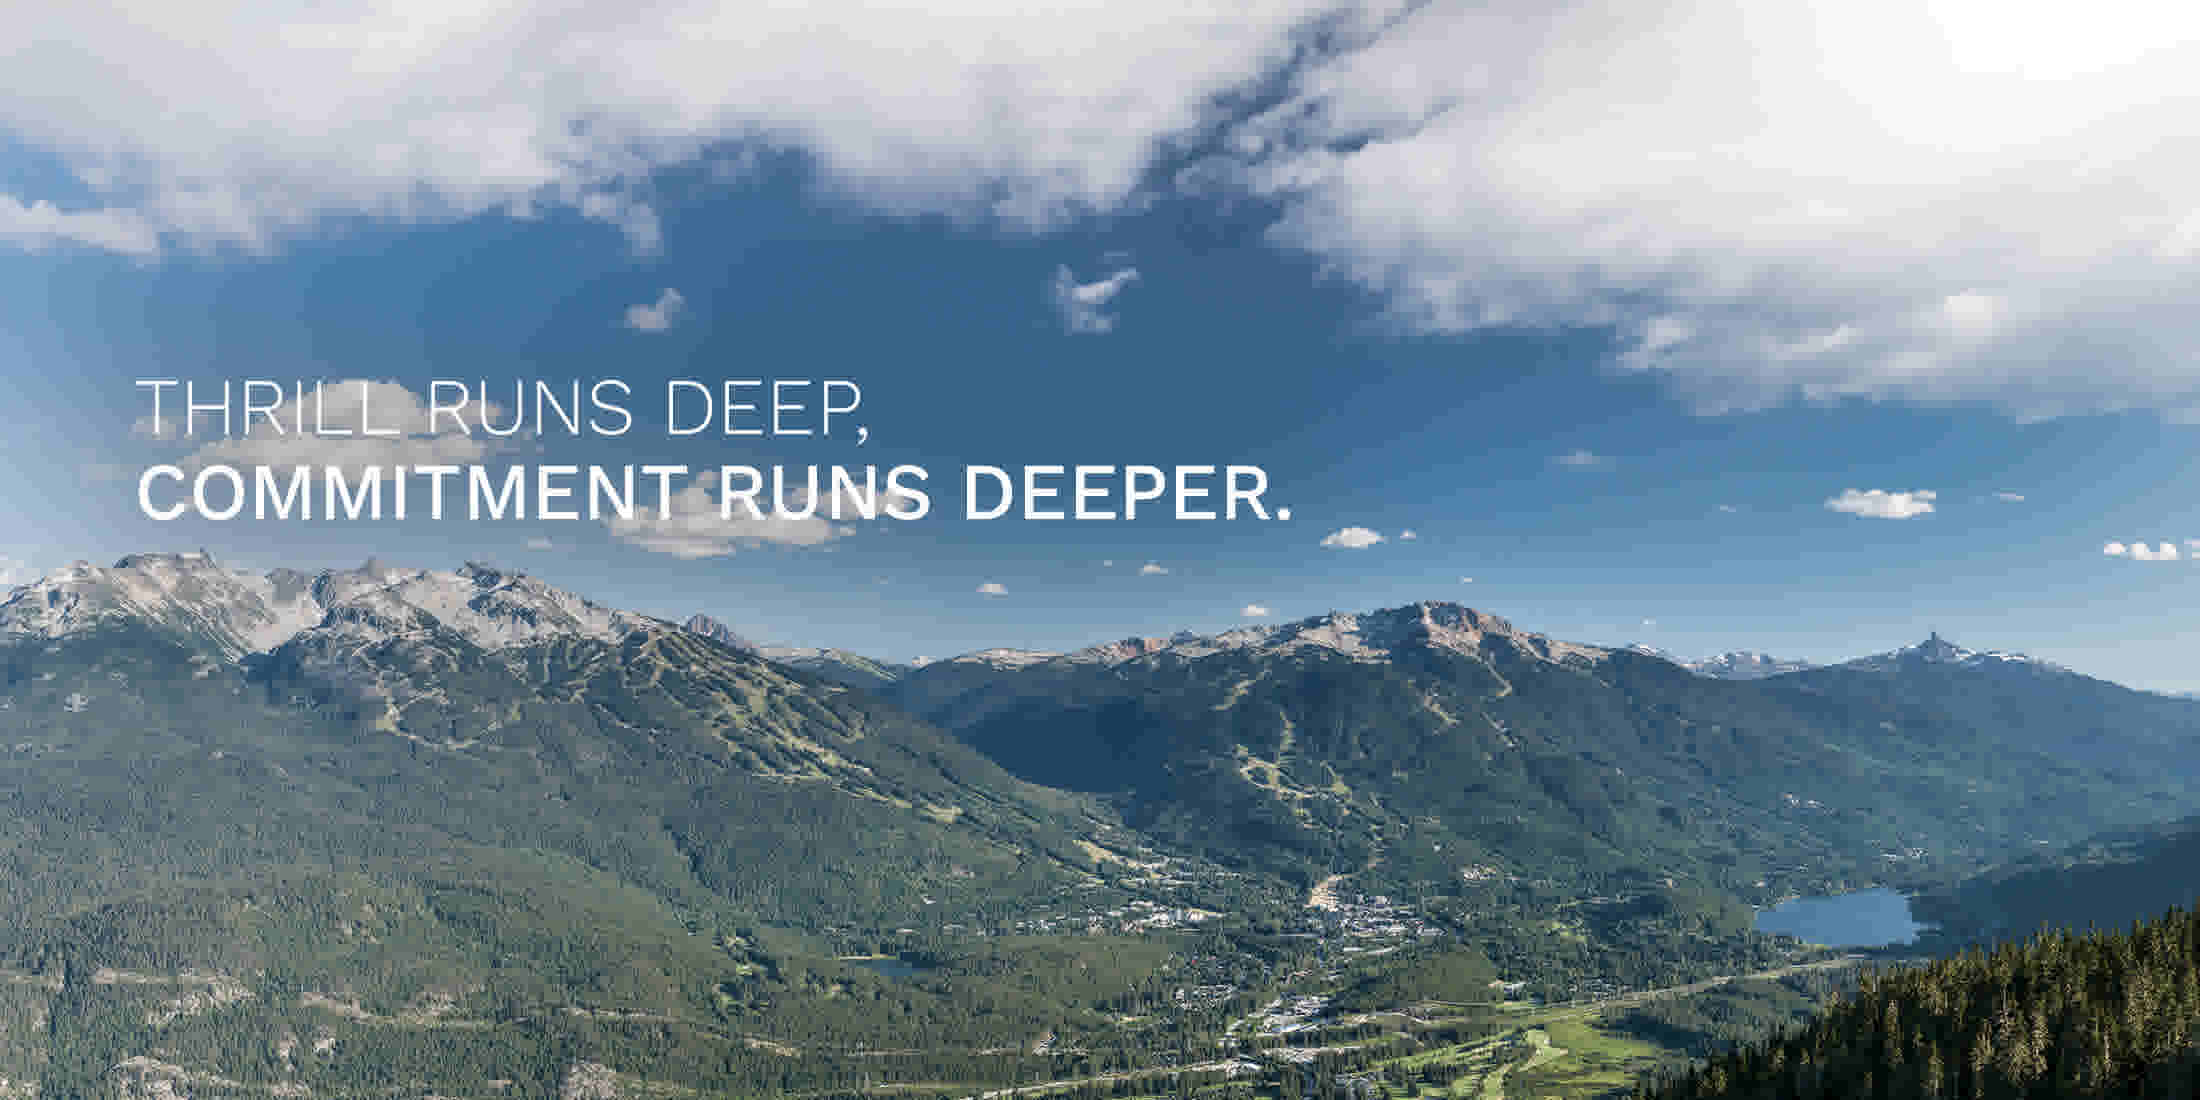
(523, 537), (555, 551)
(1319, 526), (1385, 549)
(1138, 561), (1169, 575)
(623, 288), (685, 332)
(0, 3), (1329, 257)
(1718, 504), (1739, 513)
(1458, 576), (1474, 584)
(1051, 265), (1140, 333)
(0, 556), (38, 588)
(1826, 488), (1936, 519)
(1209, 1), (2200, 419)
(151, 379), (505, 474)
(18, 4), (2200, 418)
(1397, 529), (1418, 540)
(1992, 491), (2027, 503)
(2105, 541), (2180, 561)
(0, 195), (158, 255)
(1241, 603), (1272, 617)
(606, 469), (903, 558)
(1552, 450), (1612, 471)
(977, 581), (1008, 596)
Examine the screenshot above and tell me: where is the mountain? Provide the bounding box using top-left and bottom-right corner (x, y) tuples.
(679, 614), (912, 691)
(887, 604), (2200, 898)
(1689, 652), (1816, 680)
(0, 552), (1154, 1097)
(753, 644), (911, 692)
(0, 552), (1107, 926)
(1837, 631), (2064, 675)
(1789, 631), (2200, 783)
(1642, 904), (2200, 1100)
(1, 553), (652, 658)
(1626, 646), (1816, 680)
(681, 611), (755, 651)
(1911, 813), (2200, 949)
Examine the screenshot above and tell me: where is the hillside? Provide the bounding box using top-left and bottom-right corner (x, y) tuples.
(0, 553), (1210, 1096)
(1912, 815), (2200, 951)
(887, 604), (2200, 900)
(0, 553), (1103, 933)
(1639, 905), (2200, 1099)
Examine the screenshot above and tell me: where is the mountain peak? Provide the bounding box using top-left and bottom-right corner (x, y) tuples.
(2, 552), (662, 660)
(1842, 633), (2068, 676)
(682, 613), (756, 652)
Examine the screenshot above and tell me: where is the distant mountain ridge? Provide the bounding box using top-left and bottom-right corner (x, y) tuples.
(1628, 645), (1817, 680)
(880, 602), (2200, 900)
(1, 552), (656, 658)
(0, 551), (1107, 934)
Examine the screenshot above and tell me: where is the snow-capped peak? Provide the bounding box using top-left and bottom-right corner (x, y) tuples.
(1643, 649), (1817, 680)
(0, 551), (325, 657)
(0, 553), (660, 658)
(1843, 632), (2068, 675)
(946, 601), (1609, 671)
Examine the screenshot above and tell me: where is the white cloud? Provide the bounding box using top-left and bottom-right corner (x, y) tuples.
(524, 537), (555, 551)
(1992, 491), (2027, 503)
(0, 2), (1329, 256)
(977, 581), (1008, 596)
(1241, 603), (1272, 617)
(1319, 526), (1385, 549)
(1138, 561), (1169, 575)
(1553, 450), (1612, 471)
(2105, 540), (2180, 561)
(1212, 1), (2200, 418)
(1051, 265), (1140, 333)
(1718, 504), (1739, 513)
(1826, 488), (1937, 519)
(153, 379), (505, 474)
(606, 468), (905, 558)
(1101, 559), (1115, 567)
(0, 556), (38, 588)
(1459, 576), (1473, 584)
(0, 195), (158, 256)
(17, 3), (2200, 417)
(623, 287), (685, 332)
(1397, 529), (1418, 540)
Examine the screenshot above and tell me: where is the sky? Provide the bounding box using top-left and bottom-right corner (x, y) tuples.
(3, 1), (2199, 687)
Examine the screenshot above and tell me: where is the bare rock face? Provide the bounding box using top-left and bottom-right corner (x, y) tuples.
(681, 614), (755, 652)
(107, 1055), (242, 1100)
(0, 555), (662, 662)
(558, 1061), (619, 1100)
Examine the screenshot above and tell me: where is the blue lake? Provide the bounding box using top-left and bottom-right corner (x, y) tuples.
(1754, 887), (1923, 946)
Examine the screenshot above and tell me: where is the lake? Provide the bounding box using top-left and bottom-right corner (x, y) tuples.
(1754, 887), (1923, 946)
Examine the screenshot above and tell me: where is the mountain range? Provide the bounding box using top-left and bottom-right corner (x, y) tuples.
(5, 551), (2199, 1096)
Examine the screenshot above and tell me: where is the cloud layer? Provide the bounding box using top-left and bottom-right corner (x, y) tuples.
(14, 2), (2200, 416)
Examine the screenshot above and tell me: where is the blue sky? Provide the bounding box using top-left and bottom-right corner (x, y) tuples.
(4, 2), (2199, 687)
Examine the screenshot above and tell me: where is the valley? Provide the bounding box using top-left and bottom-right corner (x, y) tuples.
(0, 552), (2195, 1098)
